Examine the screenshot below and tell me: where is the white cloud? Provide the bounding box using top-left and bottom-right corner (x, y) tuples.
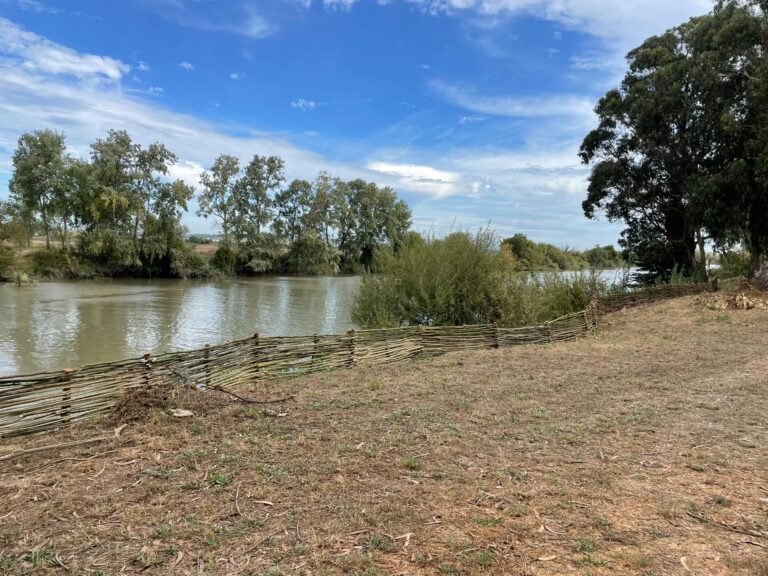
(323, 0), (360, 9)
(154, 3), (275, 39)
(458, 115), (487, 124)
(367, 161), (460, 197)
(291, 98), (317, 111)
(137, 61), (150, 71)
(179, 61), (194, 70)
(146, 86), (164, 96)
(0, 18), (129, 83)
(167, 160), (205, 189)
(229, 72), (244, 80)
(404, 0), (711, 46)
(18, 0), (59, 14)
(431, 80), (594, 122)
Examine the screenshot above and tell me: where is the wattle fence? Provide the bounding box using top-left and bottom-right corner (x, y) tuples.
(0, 283), (708, 438)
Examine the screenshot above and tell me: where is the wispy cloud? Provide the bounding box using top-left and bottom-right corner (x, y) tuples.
(17, 0), (59, 14)
(291, 98), (317, 111)
(148, 2), (275, 39)
(430, 80), (594, 122)
(179, 61), (194, 70)
(229, 72), (244, 80)
(323, 0), (360, 10)
(458, 115), (487, 125)
(137, 61), (150, 71)
(0, 18), (128, 83)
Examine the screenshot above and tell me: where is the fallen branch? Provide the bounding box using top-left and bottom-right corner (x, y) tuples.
(686, 511), (768, 540)
(208, 385), (294, 405)
(0, 436), (109, 463)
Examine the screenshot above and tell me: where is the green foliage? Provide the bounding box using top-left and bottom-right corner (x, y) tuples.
(581, 1), (768, 279)
(8, 127), (412, 279)
(714, 250), (751, 279)
(353, 230), (608, 329)
(279, 234), (339, 275)
(29, 248), (95, 279)
(0, 244), (15, 281)
(210, 243), (238, 274)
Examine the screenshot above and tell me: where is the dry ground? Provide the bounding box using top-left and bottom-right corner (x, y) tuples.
(1, 297), (767, 575)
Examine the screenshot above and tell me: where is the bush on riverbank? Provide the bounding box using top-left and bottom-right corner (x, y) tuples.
(352, 230), (610, 328)
(0, 244), (15, 282)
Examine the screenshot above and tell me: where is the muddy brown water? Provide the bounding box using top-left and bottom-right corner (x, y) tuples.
(0, 276), (360, 376)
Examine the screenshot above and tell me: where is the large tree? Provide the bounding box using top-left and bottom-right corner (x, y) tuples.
(197, 154), (241, 245)
(580, 24), (708, 280)
(9, 129), (69, 249)
(235, 155), (284, 240)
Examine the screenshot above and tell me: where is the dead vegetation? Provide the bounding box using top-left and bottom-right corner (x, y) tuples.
(693, 286), (768, 311)
(1, 296), (767, 575)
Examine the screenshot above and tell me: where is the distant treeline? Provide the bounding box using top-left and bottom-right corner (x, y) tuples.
(0, 129), (411, 279)
(501, 234), (628, 271)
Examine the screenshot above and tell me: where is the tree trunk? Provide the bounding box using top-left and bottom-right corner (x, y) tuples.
(41, 204), (50, 249)
(749, 247), (762, 279)
(696, 229), (707, 279)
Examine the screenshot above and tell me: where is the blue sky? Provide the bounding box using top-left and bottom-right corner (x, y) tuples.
(0, 0), (712, 247)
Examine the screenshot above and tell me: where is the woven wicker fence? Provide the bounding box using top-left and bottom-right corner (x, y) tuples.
(0, 283), (707, 438)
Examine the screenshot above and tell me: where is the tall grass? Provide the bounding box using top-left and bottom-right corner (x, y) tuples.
(352, 230), (610, 329)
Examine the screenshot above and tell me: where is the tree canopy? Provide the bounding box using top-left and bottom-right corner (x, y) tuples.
(3, 128), (412, 278)
(580, 0), (768, 280)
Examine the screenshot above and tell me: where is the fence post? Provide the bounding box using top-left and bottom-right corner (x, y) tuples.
(252, 333), (260, 381)
(312, 334), (319, 371)
(545, 321), (553, 343)
(492, 322), (500, 349)
(417, 325), (425, 357)
(61, 368), (74, 426)
(142, 353), (152, 389)
(347, 329), (357, 368)
(204, 344), (211, 388)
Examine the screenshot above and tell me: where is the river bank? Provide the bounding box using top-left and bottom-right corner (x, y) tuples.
(0, 295), (765, 574)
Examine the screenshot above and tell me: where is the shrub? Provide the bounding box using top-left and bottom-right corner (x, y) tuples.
(715, 250), (751, 279)
(29, 248), (95, 279)
(0, 244), (15, 281)
(210, 243), (238, 274)
(279, 235), (339, 275)
(352, 230), (609, 329)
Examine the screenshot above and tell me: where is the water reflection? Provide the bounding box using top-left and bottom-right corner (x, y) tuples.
(0, 276), (360, 376)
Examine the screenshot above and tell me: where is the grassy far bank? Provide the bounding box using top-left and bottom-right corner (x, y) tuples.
(1, 296), (766, 575)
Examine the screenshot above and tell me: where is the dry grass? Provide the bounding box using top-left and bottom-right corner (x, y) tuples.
(1, 296), (767, 575)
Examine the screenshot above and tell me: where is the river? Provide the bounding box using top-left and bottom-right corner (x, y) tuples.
(0, 276), (361, 376)
(0, 268), (632, 377)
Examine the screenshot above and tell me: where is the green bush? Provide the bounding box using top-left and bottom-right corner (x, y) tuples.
(279, 235), (340, 275)
(352, 230), (609, 329)
(210, 243), (238, 274)
(714, 250), (750, 279)
(0, 244), (15, 281)
(29, 248), (95, 279)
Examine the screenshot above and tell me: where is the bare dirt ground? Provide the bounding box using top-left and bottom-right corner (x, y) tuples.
(1, 296), (767, 575)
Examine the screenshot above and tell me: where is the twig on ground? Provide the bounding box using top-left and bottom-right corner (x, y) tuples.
(686, 511), (768, 540)
(209, 385), (295, 405)
(0, 436), (109, 463)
